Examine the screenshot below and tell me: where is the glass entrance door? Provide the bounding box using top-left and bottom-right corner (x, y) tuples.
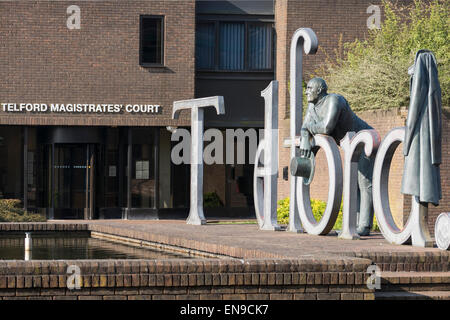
(52, 144), (96, 219)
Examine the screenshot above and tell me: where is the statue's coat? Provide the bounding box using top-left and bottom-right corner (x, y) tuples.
(402, 50), (442, 205)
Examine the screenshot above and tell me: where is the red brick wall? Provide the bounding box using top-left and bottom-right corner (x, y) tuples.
(0, 1), (195, 127)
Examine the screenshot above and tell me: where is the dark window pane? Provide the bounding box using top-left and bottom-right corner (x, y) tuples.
(219, 22), (244, 70)
(131, 128), (155, 208)
(27, 127), (37, 209)
(0, 127), (23, 202)
(196, 22), (216, 69)
(141, 17), (163, 65)
(248, 24), (272, 70)
(103, 128), (120, 208)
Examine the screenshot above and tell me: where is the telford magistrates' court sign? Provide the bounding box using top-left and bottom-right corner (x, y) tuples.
(1, 103), (161, 114)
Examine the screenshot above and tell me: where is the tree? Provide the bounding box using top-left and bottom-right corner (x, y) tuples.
(316, 0), (449, 111)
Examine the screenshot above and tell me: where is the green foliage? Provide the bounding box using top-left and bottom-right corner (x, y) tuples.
(277, 197), (379, 232)
(203, 192), (224, 208)
(0, 199), (46, 222)
(277, 197), (291, 225)
(315, 0), (449, 111)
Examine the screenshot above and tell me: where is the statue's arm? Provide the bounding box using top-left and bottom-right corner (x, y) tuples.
(299, 107), (314, 157)
(308, 98), (340, 135)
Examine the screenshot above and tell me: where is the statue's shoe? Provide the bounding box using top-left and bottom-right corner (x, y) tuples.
(357, 227), (371, 236)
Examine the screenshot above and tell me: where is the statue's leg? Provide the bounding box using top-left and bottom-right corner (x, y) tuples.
(356, 187), (361, 226)
(357, 155), (374, 236)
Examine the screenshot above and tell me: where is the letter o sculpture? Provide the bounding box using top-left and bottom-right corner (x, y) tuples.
(435, 213), (450, 250)
(296, 135), (343, 235)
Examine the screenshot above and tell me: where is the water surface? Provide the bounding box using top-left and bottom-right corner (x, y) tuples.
(0, 232), (194, 260)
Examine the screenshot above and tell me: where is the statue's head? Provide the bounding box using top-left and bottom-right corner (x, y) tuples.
(306, 77), (328, 104)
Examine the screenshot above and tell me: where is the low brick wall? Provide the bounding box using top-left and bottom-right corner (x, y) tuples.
(0, 222), (375, 300)
(344, 251), (449, 273)
(0, 259), (374, 300)
(0, 222), (89, 232)
(2, 222), (448, 300)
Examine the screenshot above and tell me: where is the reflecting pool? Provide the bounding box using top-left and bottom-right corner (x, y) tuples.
(0, 232), (195, 260)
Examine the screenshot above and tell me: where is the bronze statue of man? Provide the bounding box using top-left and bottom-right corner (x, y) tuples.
(299, 77), (375, 236)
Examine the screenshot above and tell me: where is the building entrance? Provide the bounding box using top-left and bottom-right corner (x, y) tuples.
(50, 144), (97, 219)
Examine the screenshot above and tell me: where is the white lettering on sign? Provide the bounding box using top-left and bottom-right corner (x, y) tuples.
(125, 104), (160, 113)
(1, 103), (161, 114)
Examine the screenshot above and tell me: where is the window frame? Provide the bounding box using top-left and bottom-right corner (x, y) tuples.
(196, 19), (274, 72)
(139, 15), (165, 67)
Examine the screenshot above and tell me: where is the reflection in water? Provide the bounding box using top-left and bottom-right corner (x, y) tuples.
(0, 232), (194, 260)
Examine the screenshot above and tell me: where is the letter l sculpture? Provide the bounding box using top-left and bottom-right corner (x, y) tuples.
(172, 96), (225, 225)
(283, 28), (318, 233)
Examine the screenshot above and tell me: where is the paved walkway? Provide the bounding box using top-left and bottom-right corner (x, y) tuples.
(56, 219), (449, 261)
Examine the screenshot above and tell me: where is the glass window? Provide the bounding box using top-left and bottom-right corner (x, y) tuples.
(196, 20), (273, 71)
(140, 16), (164, 66)
(131, 128), (155, 208)
(248, 23), (273, 70)
(219, 22), (245, 70)
(0, 126), (23, 202)
(196, 22), (216, 70)
(103, 128), (121, 208)
(27, 127), (38, 209)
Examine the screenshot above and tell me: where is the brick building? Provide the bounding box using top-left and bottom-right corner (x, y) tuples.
(0, 0), (446, 229)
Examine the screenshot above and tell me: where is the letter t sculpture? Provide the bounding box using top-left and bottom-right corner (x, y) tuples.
(172, 96), (225, 225)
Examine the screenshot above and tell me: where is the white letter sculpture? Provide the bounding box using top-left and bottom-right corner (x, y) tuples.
(339, 130), (380, 240)
(295, 130), (379, 237)
(254, 81), (281, 230)
(373, 127), (433, 247)
(435, 212), (450, 250)
(283, 28), (318, 233)
(172, 96), (225, 225)
(296, 135), (343, 235)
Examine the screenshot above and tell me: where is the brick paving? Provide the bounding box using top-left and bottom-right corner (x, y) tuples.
(80, 219), (447, 259)
(0, 220), (448, 300)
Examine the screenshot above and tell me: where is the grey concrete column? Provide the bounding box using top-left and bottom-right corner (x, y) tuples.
(172, 96), (225, 225)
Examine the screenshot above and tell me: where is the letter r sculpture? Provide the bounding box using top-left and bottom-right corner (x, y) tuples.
(172, 96), (225, 225)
